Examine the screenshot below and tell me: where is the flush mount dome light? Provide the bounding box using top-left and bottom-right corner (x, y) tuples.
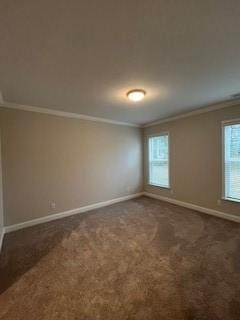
(127, 89), (146, 102)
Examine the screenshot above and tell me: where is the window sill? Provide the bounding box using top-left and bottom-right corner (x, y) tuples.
(148, 183), (171, 190)
(222, 197), (240, 204)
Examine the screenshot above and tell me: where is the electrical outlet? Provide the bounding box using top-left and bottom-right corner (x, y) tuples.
(50, 202), (56, 209)
(217, 199), (221, 206)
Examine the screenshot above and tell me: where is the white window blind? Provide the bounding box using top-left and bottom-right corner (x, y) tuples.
(148, 134), (169, 188)
(224, 123), (240, 201)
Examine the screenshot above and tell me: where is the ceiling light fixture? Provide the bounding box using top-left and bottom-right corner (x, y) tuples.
(127, 89), (146, 102)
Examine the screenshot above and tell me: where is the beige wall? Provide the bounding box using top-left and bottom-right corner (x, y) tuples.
(0, 132), (3, 238)
(144, 104), (240, 217)
(0, 108), (143, 226)
(1, 103), (239, 227)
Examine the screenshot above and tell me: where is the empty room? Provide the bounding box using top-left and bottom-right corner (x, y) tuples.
(0, 1), (240, 319)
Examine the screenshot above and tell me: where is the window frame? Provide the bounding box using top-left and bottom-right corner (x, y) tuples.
(147, 132), (171, 189)
(222, 119), (240, 203)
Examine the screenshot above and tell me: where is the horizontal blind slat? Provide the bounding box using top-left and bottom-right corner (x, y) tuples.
(224, 124), (240, 201)
(148, 134), (169, 187)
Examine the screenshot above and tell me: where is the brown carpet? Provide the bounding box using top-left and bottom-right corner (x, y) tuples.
(0, 196), (240, 319)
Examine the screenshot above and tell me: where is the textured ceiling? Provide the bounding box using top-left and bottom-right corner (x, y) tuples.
(0, 0), (240, 125)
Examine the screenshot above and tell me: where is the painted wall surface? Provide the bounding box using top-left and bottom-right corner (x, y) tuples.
(144, 104), (240, 217)
(0, 133), (4, 240)
(1, 103), (240, 227)
(0, 108), (143, 225)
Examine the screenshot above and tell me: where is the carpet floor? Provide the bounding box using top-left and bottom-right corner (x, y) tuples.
(0, 196), (240, 319)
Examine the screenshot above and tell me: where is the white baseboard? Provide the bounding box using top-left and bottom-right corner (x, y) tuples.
(143, 192), (240, 223)
(4, 192), (144, 233)
(0, 227), (5, 252)
(4, 191), (238, 238)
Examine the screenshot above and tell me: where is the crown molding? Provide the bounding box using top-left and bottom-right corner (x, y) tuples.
(143, 99), (240, 128)
(0, 101), (141, 128)
(1, 98), (240, 129)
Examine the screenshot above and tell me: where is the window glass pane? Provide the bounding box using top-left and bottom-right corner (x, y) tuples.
(148, 134), (169, 187)
(224, 124), (240, 201)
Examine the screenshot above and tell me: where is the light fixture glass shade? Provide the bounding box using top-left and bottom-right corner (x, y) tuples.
(127, 89), (146, 102)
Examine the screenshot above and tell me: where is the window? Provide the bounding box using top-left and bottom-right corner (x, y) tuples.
(223, 121), (240, 202)
(148, 133), (170, 188)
